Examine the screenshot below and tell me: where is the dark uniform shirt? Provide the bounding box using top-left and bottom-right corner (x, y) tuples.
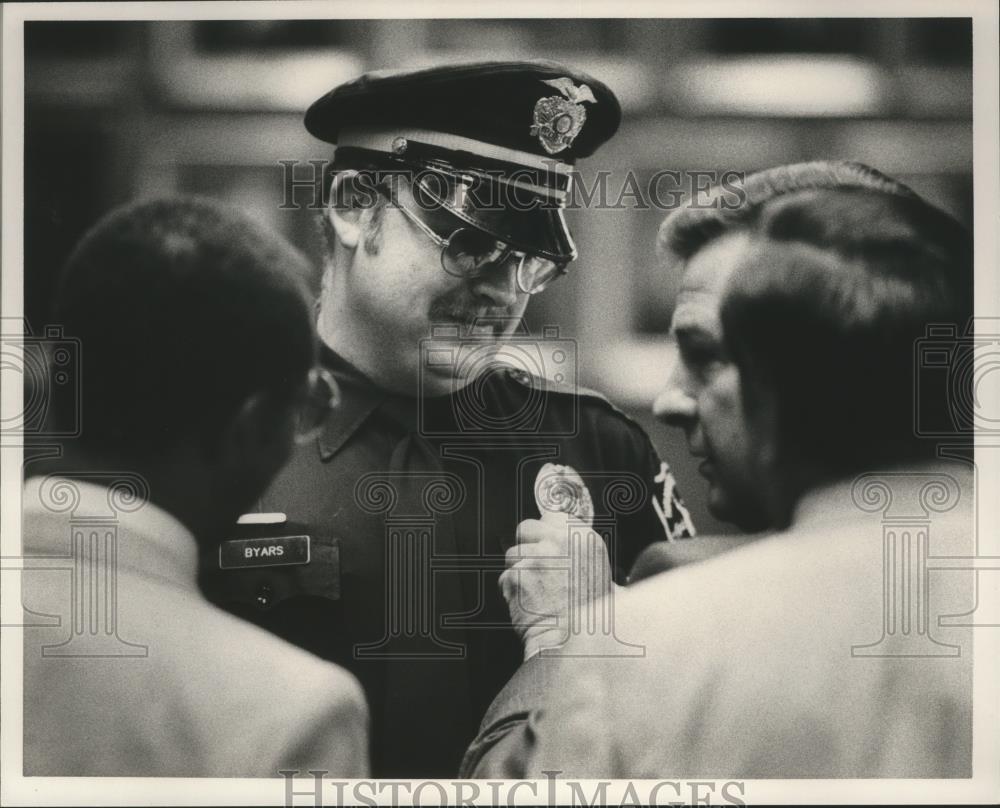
(200, 344), (693, 777)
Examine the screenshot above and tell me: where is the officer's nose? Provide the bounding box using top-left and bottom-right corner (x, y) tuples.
(653, 345), (697, 428)
(470, 256), (520, 308)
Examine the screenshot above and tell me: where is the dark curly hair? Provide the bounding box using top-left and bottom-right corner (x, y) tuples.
(51, 196), (316, 456)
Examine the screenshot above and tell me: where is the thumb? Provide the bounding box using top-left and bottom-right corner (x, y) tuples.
(539, 509), (571, 530)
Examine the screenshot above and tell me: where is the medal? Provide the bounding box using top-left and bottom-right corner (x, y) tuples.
(534, 462), (594, 524)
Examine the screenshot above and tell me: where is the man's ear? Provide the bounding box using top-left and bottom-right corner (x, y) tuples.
(743, 373), (780, 473)
(208, 391), (296, 513)
(217, 391), (291, 469)
(323, 170), (376, 251)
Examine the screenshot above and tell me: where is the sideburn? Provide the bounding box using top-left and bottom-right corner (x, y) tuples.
(363, 199), (385, 256)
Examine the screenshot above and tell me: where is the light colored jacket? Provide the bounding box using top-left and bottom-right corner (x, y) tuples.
(21, 476), (369, 777)
(468, 462), (975, 779)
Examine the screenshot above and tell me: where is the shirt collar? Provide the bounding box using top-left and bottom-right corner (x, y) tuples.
(22, 475), (199, 592)
(316, 342), (388, 460)
(791, 475), (870, 529)
(313, 342), (527, 457)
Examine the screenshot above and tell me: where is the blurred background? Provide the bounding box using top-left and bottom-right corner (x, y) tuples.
(24, 17), (973, 534)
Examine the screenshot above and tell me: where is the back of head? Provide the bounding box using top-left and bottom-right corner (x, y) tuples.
(51, 196), (316, 461)
(657, 160), (971, 518)
(721, 185), (972, 481)
(658, 160), (918, 270)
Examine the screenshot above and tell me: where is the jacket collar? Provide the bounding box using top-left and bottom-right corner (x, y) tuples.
(313, 342), (516, 459)
(791, 460), (972, 530)
(22, 475), (200, 593)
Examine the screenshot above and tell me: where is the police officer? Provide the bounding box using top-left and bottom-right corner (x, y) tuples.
(201, 60), (694, 777)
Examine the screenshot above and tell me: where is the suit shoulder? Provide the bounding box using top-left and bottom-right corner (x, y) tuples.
(209, 613), (369, 775)
(203, 602), (367, 710)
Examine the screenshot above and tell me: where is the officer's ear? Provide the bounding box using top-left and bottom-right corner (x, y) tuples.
(324, 170), (383, 251)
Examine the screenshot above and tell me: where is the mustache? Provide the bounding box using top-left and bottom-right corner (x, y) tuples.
(428, 292), (516, 330)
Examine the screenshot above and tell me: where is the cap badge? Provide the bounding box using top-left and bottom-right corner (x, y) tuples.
(530, 77), (597, 155)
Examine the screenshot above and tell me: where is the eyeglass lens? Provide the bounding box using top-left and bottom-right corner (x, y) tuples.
(443, 229), (561, 293)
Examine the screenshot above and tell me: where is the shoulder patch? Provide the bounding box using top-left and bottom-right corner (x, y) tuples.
(652, 461), (697, 540)
(503, 367), (697, 540)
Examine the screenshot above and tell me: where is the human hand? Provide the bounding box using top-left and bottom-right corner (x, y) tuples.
(499, 464), (616, 660)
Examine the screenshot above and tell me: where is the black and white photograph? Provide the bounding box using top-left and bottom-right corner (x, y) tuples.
(1, 1), (998, 805)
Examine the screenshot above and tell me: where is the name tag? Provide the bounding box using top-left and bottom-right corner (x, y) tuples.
(219, 535), (311, 569)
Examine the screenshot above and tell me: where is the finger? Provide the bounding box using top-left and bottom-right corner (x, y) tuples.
(538, 510), (571, 531)
(505, 541), (556, 568)
(518, 519), (577, 547)
(515, 519), (550, 545)
(498, 568), (516, 600)
(497, 570), (510, 600)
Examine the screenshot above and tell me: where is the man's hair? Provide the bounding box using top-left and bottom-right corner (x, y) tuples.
(659, 161), (972, 478)
(51, 196), (316, 457)
(658, 161), (918, 267)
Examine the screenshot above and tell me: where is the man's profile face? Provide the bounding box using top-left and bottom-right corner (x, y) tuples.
(338, 179), (531, 396)
(653, 232), (769, 530)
